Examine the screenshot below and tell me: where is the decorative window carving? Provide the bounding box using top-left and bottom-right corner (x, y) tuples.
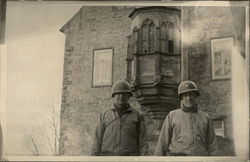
(160, 22), (167, 53)
(168, 23), (175, 53)
(160, 22), (175, 54)
(142, 24), (148, 53)
(149, 23), (155, 52)
(141, 19), (155, 53)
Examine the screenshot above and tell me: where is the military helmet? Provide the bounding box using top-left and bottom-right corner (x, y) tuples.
(178, 80), (200, 98)
(111, 80), (133, 97)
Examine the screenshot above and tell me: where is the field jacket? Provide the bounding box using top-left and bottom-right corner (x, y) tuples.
(154, 106), (218, 156)
(91, 105), (149, 156)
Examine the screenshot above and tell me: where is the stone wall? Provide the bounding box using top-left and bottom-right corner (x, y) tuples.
(59, 6), (246, 156)
(184, 6), (245, 140)
(59, 6), (135, 155)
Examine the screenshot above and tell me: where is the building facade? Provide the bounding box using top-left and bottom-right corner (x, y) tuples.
(59, 5), (246, 155)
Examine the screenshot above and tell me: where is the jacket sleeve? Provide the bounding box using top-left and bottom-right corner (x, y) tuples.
(154, 113), (172, 156)
(91, 113), (105, 156)
(206, 118), (218, 156)
(138, 114), (149, 156)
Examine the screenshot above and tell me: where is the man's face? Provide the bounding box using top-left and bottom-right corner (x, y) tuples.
(114, 92), (131, 108)
(181, 91), (198, 108)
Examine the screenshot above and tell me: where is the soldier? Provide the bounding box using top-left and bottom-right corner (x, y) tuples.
(154, 80), (218, 156)
(91, 80), (149, 156)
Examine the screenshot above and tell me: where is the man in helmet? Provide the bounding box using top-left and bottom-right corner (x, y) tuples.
(91, 80), (149, 156)
(154, 80), (218, 156)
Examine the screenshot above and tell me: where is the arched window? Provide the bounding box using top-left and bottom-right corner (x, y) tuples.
(149, 23), (155, 52)
(168, 23), (174, 53)
(141, 24), (148, 53)
(160, 22), (167, 53)
(141, 19), (155, 53)
(133, 27), (138, 53)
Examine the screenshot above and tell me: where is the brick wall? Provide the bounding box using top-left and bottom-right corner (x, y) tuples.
(184, 6), (245, 140)
(59, 6), (134, 155)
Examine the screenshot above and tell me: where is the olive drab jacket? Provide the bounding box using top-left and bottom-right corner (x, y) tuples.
(91, 105), (149, 156)
(154, 106), (218, 156)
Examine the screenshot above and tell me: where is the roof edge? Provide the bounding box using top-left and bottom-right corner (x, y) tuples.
(128, 6), (180, 20)
(60, 7), (83, 33)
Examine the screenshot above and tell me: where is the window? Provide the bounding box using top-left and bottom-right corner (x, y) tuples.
(149, 23), (155, 52)
(141, 19), (155, 53)
(92, 48), (113, 87)
(142, 24), (148, 53)
(168, 23), (174, 53)
(211, 37), (233, 80)
(160, 22), (175, 54)
(212, 119), (225, 137)
(160, 22), (167, 53)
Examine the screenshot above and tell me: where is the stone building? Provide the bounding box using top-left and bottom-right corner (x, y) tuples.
(59, 5), (247, 156)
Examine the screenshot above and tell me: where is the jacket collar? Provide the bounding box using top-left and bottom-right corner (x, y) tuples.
(181, 105), (198, 113)
(111, 104), (133, 113)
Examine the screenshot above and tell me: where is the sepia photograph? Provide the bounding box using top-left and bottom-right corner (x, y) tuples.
(0, 0), (249, 162)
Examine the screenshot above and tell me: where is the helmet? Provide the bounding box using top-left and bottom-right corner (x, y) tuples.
(178, 80), (200, 98)
(111, 80), (133, 97)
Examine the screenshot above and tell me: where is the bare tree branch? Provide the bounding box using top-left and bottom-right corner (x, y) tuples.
(21, 102), (60, 155)
(39, 120), (54, 154)
(22, 127), (40, 156)
(29, 133), (39, 156)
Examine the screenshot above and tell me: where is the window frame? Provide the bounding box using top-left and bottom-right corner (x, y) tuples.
(210, 36), (234, 80)
(212, 116), (226, 137)
(92, 48), (114, 87)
